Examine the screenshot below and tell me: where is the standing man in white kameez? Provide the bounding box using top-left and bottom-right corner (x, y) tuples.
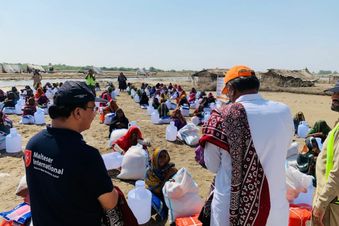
(199, 65), (294, 226)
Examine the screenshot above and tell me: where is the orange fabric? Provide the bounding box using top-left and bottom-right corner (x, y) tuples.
(175, 214), (202, 226)
(222, 65), (254, 94)
(288, 204), (312, 226)
(99, 113), (105, 123)
(0, 220), (24, 226)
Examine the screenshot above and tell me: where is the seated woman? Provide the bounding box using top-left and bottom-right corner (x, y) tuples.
(100, 87), (113, 107)
(297, 137), (321, 186)
(42, 82), (52, 93)
(307, 120), (331, 142)
(0, 110), (13, 135)
(0, 89), (6, 102)
(188, 91), (196, 104)
(11, 87), (20, 102)
(190, 87), (197, 95)
(158, 99), (169, 118)
(176, 90), (186, 105)
(152, 97), (160, 110)
(139, 92), (149, 107)
(3, 92), (17, 107)
(22, 97), (37, 116)
(108, 109), (129, 137)
(112, 126), (144, 154)
(145, 148), (177, 220)
(171, 109), (187, 130)
(100, 100), (119, 123)
(193, 97), (209, 119)
(293, 111), (306, 134)
(178, 95), (190, 107)
(34, 88), (49, 107)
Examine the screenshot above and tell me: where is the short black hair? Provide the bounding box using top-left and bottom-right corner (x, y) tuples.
(228, 75), (260, 92)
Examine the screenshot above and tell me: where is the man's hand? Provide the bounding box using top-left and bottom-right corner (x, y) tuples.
(312, 206), (325, 226)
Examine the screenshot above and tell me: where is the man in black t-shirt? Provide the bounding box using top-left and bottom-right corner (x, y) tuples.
(24, 81), (121, 226)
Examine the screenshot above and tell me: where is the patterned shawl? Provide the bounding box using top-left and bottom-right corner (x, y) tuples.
(145, 148), (177, 197)
(199, 102), (270, 226)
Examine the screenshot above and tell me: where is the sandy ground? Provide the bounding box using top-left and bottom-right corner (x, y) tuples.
(0, 81), (338, 224)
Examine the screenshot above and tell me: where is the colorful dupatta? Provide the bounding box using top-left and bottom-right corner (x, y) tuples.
(145, 149), (177, 198)
(200, 103), (270, 226)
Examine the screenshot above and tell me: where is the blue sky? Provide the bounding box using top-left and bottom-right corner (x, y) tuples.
(0, 0), (338, 71)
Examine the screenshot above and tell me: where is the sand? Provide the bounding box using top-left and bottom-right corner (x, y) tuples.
(0, 83), (337, 224)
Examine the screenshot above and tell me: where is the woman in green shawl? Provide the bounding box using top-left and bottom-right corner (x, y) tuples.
(307, 120), (331, 142)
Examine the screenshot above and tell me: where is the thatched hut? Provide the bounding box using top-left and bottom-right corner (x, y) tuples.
(260, 68), (317, 87)
(191, 68), (228, 91)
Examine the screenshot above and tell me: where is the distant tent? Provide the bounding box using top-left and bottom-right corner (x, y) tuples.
(1, 63), (23, 73)
(92, 66), (102, 74)
(83, 66), (102, 74)
(136, 68), (147, 76)
(27, 64), (46, 73)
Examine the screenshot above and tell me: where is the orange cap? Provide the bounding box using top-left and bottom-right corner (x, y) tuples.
(222, 65), (254, 94)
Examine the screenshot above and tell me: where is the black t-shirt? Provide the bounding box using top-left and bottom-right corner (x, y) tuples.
(24, 127), (113, 226)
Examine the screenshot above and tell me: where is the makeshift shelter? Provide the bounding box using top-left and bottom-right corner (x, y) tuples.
(260, 68), (317, 87)
(191, 69), (228, 91)
(26, 64), (46, 73)
(1, 63), (23, 73)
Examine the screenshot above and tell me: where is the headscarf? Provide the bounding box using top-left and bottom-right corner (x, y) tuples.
(145, 149), (177, 197)
(104, 100), (119, 115)
(0, 111), (13, 134)
(113, 126), (143, 153)
(176, 90), (186, 104)
(110, 109), (129, 131)
(190, 87), (197, 94)
(158, 103), (169, 118)
(293, 111), (305, 122)
(308, 120), (331, 139)
(171, 108), (187, 130)
(34, 88), (44, 99)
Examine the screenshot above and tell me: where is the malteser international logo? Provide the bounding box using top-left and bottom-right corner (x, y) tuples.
(24, 149), (32, 167)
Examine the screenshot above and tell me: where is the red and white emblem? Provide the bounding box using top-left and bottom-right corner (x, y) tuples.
(24, 150), (32, 167)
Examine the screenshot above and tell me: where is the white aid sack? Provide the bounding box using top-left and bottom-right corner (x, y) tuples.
(20, 115), (35, 124)
(104, 113), (115, 125)
(163, 168), (204, 223)
(117, 144), (148, 180)
(3, 107), (16, 115)
(177, 123), (200, 146)
(108, 128), (128, 147)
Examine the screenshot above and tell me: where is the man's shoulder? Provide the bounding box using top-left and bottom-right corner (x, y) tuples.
(27, 129), (48, 147)
(265, 99), (291, 112)
(81, 143), (102, 159)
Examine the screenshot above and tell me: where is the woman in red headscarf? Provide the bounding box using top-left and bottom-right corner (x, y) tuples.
(112, 126), (144, 154)
(34, 87), (49, 107)
(100, 100), (119, 123)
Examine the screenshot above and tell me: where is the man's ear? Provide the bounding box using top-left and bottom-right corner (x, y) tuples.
(72, 107), (82, 120)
